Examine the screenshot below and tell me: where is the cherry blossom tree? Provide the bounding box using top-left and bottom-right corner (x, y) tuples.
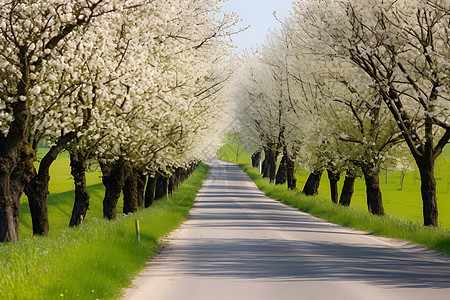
(292, 0), (449, 226)
(0, 0), (137, 242)
(0, 0), (237, 241)
(94, 0), (236, 220)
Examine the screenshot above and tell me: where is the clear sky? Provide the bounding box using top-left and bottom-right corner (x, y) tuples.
(221, 0), (294, 52)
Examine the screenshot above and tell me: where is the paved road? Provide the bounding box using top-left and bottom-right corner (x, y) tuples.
(124, 158), (450, 300)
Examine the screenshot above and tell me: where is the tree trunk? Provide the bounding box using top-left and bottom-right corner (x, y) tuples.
(172, 168), (181, 190)
(262, 148), (271, 178)
(363, 170), (384, 215)
(0, 206), (17, 243)
(262, 147), (277, 182)
(179, 168), (187, 183)
(190, 162), (197, 175)
(25, 176), (50, 235)
(0, 142), (36, 242)
(286, 153), (296, 190)
(251, 152), (261, 168)
(339, 175), (356, 207)
(0, 156), (20, 243)
(0, 163), (25, 242)
(101, 158), (128, 220)
(25, 133), (75, 235)
(268, 149), (277, 183)
(136, 170), (146, 209)
(145, 175), (156, 208)
(0, 147), (21, 241)
(123, 166), (138, 215)
(69, 150), (90, 227)
(0, 207), (8, 242)
(400, 170), (407, 191)
(155, 173), (168, 200)
(327, 169), (340, 204)
(2, 145), (35, 242)
(417, 159), (438, 226)
(275, 155), (287, 185)
(0, 48), (33, 243)
(168, 174), (174, 194)
(302, 169), (323, 196)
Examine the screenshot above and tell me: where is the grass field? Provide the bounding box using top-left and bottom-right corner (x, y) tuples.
(218, 142), (450, 228)
(1, 161), (209, 300)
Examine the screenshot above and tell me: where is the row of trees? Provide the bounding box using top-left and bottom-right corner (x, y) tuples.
(0, 0), (237, 242)
(231, 0), (449, 226)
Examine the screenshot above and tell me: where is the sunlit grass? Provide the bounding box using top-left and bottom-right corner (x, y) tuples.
(19, 183), (112, 239)
(240, 164), (450, 255)
(1, 163), (209, 300)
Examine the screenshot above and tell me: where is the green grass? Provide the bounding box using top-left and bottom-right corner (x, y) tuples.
(19, 183), (109, 238)
(216, 141), (252, 166)
(218, 143), (450, 255)
(1, 162), (209, 300)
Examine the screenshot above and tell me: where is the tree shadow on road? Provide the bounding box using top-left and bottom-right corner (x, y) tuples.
(151, 237), (450, 289)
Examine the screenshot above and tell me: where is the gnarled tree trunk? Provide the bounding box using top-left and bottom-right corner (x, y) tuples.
(268, 150), (277, 183)
(275, 155), (287, 185)
(262, 147), (277, 183)
(168, 173), (174, 195)
(303, 169), (323, 196)
(0, 101), (30, 243)
(251, 152), (261, 168)
(101, 158), (128, 220)
(170, 168), (181, 191)
(262, 151), (270, 178)
(69, 149), (90, 227)
(339, 174), (356, 207)
(155, 173), (168, 200)
(286, 153), (296, 190)
(327, 169), (340, 204)
(26, 133), (75, 235)
(123, 166), (138, 215)
(0, 142), (35, 242)
(136, 170), (146, 209)
(276, 148), (296, 190)
(363, 168), (384, 215)
(145, 175), (156, 208)
(25, 174), (49, 236)
(417, 158), (438, 226)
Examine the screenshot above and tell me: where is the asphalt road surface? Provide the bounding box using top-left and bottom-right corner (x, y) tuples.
(123, 158), (450, 300)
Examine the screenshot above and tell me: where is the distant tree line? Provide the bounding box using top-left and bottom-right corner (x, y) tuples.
(231, 0), (449, 226)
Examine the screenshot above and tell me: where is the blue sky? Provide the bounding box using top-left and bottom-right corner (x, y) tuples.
(221, 0), (293, 52)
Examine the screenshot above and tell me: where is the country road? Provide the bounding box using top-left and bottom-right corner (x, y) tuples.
(123, 158), (450, 300)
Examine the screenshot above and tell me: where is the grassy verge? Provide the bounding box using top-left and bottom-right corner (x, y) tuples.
(0, 162), (209, 300)
(218, 144), (450, 255)
(241, 164), (450, 255)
